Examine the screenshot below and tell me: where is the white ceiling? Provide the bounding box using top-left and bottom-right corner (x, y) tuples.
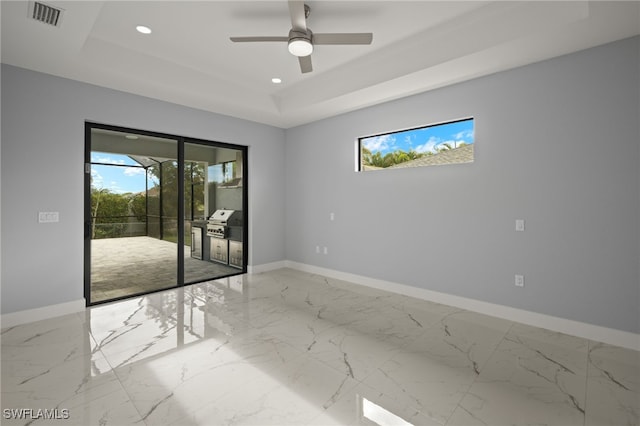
(2, 1), (639, 128)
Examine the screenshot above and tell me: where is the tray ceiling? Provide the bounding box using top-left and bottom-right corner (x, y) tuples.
(2, 1), (638, 128)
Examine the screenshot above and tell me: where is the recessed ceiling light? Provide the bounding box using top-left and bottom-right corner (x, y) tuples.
(136, 25), (152, 34)
(125, 135), (139, 140)
(271, 78), (282, 84)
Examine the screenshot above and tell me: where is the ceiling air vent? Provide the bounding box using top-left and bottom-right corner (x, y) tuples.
(28, 1), (64, 27)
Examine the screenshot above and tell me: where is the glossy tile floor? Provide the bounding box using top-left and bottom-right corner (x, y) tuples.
(2, 268), (638, 425)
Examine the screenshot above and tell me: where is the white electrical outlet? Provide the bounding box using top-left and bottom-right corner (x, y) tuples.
(515, 219), (525, 232)
(515, 275), (525, 287)
(38, 212), (59, 223)
(323, 247), (328, 255)
(316, 246), (320, 254)
(330, 212), (335, 221)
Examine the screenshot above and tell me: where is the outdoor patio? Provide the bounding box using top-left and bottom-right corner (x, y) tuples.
(90, 236), (240, 303)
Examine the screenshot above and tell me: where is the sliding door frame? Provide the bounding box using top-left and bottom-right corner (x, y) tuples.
(84, 122), (248, 306)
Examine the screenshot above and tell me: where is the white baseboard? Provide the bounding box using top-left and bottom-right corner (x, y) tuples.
(1, 299), (86, 328)
(284, 261), (640, 351)
(248, 260), (287, 274)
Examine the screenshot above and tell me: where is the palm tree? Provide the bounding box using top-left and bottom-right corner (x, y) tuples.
(437, 142), (454, 152)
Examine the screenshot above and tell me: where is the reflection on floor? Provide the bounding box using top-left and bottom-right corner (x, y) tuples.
(2, 269), (638, 425)
(90, 236), (240, 303)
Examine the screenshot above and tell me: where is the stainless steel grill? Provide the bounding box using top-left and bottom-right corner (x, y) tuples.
(206, 209), (243, 268)
(207, 209), (242, 238)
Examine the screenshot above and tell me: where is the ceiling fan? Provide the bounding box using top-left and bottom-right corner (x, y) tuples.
(230, 1), (373, 74)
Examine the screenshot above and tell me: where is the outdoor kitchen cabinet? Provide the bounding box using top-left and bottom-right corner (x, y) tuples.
(191, 226), (203, 260)
(210, 238), (229, 264)
(229, 240), (243, 269)
(190, 221), (209, 261)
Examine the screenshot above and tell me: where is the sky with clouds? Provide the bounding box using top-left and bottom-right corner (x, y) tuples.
(361, 118), (474, 156)
(90, 152), (225, 194)
(90, 153), (147, 194)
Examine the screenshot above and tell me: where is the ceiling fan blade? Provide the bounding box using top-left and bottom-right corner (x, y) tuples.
(288, 0), (307, 32)
(230, 36), (288, 43)
(313, 33), (373, 45)
(298, 55), (312, 73)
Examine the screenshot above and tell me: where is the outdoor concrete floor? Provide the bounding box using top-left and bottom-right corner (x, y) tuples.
(90, 236), (240, 303)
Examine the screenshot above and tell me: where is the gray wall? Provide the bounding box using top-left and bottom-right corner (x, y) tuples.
(1, 64), (286, 314)
(285, 36), (640, 334)
(2, 37), (638, 335)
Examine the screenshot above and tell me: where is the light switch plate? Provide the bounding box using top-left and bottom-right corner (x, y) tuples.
(515, 219), (525, 232)
(38, 212), (59, 223)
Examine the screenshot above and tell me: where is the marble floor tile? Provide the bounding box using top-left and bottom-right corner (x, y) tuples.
(450, 323), (590, 426)
(305, 324), (403, 381)
(250, 309), (338, 353)
(2, 268), (639, 426)
(1, 313), (94, 362)
(117, 335), (306, 425)
(585, 342), (640, 426)
(406, 310), (513, 375)
(172, 353), (359, 426)
(1, 349), (139, 425)
(362, 349), (479, 425)
(311, 382), (442, 426)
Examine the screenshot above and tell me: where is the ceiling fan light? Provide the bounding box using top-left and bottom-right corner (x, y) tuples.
(288, 38), (313, 57)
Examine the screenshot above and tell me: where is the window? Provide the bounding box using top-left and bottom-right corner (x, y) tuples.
(358, 118), (474, 171)
(209, 161), (235, 184)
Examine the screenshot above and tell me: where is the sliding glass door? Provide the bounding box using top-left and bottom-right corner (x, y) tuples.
(183, 141), (245, 283)
(84, 124), (247, 305)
